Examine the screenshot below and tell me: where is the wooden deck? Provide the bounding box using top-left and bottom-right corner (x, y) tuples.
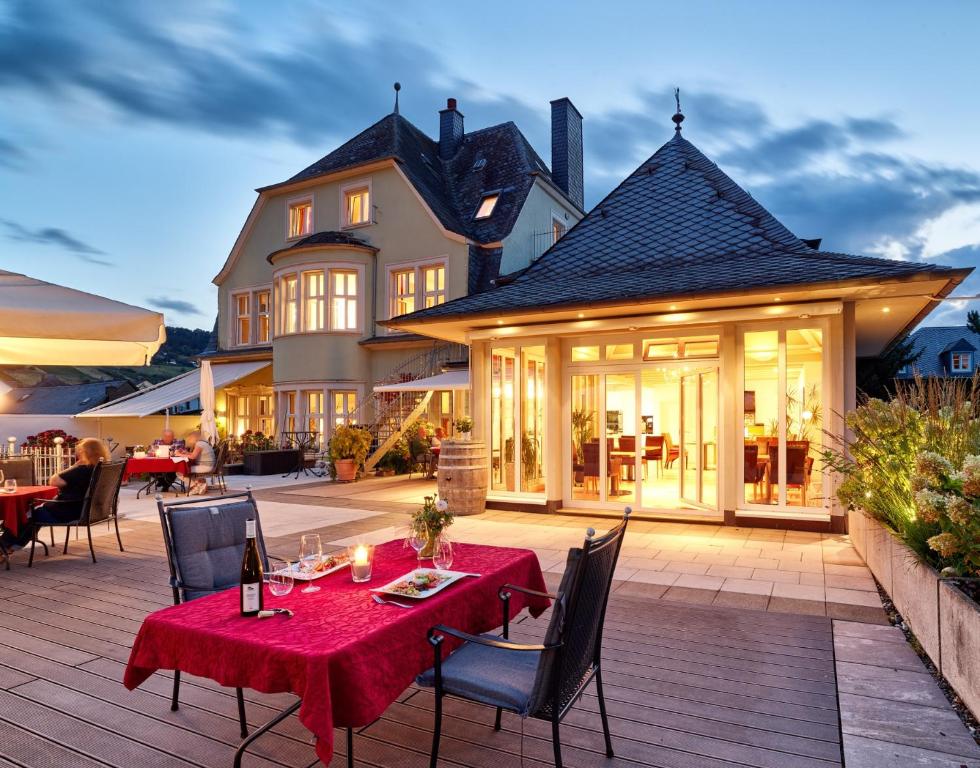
(0, 515), (843, 768)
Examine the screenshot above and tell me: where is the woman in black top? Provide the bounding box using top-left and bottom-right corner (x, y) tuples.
(32, 438), (111, 525)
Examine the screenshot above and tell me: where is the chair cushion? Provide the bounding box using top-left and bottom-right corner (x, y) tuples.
(168, 501), (260, 599)
(417, 634), (541, 715)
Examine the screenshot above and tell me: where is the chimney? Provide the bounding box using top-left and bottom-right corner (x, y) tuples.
(550, 97), (584, 210)
(439, 98), (464, 159)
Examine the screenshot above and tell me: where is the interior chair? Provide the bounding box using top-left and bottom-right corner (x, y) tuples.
(582, 440), (600, 494)
(28, 459), (126, 566)
(157, 490), (269, 740)
(617, 435), (636, 481)
(662, 433), (680, 468)
(643, 434), (664, 478)
(743, 443), (764, 502)
(766, 444), (810, 505)
(419, 508), (631, 768)
(0, 457), (36, 486)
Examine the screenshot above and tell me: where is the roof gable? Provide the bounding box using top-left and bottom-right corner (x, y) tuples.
(898, 326), (980, 377)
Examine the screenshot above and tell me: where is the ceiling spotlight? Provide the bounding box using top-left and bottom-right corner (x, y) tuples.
(496, 319), (503, 325)
(577, 312), (585, 319)
(882, 306), (891, 314)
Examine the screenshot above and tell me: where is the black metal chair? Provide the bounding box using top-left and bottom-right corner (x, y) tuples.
(157, 490), (269, 739)
(419, 507), (631, 768)
(28, 459), (126, 566)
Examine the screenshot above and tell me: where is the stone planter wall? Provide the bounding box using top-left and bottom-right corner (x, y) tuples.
(848, 509), (979, 718)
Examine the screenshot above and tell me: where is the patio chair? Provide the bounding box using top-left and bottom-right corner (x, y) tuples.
(157, 490), (269, 739)
(0, 457), (36, 486)
(419, 507), (631, 768)
(408, 440), (434, 480)
(28, 459), (126, 567)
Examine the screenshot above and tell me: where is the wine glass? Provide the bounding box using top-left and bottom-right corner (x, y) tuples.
(407, 522), (428, 567)
(267, 558), (294, 597)
(298, 534), (322, 593)
(432, 534), (454, 571)
(4, 479), (16, 493)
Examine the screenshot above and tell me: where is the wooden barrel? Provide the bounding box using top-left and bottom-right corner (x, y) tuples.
(437, 440), (489, 516)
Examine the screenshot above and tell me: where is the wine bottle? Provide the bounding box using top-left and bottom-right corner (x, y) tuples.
(240, 519), (264, 617)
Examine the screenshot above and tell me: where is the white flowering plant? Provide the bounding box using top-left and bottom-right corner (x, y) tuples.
(911, 452), (980, 577)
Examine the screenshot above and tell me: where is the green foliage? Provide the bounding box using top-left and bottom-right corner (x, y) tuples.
(377, 438), (411, 474)
(571, 408), (595, 464)
(151, 326), (213, 367)
(855, 336), (922, 400)
(328, 424), (372, 467)
(968, 310), (980, 336)
(825, 373), (980, 575)
(453, 416), (473, 434)
(411, 495), (454, 537)
(238, 430), (275, 452)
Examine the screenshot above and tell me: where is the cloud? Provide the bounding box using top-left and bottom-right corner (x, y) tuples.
(146, 296), (204, 316)
(1, 219), (112, 265)
(0, 136), (25, 169)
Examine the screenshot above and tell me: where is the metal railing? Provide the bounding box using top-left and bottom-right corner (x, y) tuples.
(12, 446), (74, 481)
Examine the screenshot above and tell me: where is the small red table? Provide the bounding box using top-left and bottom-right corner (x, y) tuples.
(123, 456), (190, 497)
(0, 485), (59, 537)
(124, 540), (550, 765)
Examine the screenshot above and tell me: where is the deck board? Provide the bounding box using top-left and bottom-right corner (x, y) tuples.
(0, 518), (843, 767)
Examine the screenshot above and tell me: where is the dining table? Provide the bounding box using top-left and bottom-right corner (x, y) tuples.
(123, 456), (189, 497)
(124, 539), (551, 765)
(0, 484), (59, 538)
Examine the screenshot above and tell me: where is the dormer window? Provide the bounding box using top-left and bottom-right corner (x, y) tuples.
(475, 193), (499, 220)
(343, 183), (371, 227)
(287, 197), (313, 239)
(951, 352), (972, 372)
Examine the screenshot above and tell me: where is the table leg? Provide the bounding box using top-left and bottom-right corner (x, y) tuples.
(233, 699), (301, 768)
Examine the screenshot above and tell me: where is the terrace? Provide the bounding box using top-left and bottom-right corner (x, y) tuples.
(1, 475), (977, 768)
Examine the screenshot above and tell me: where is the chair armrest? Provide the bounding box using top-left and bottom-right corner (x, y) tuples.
(428, 624), (557, 652)
(498, 583), (558, 602)
(29, 497), (67, 510)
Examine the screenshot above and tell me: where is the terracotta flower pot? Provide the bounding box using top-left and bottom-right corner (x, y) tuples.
(334, 458), (357, 483)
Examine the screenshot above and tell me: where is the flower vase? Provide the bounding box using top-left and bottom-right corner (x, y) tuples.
(421, 531), (439, 558)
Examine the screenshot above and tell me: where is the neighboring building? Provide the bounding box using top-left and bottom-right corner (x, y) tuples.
(2, 379), (136, 416)
(895, 326), (980, 379)
(390, 110), (970, 531)
(198, 96), (584, 447)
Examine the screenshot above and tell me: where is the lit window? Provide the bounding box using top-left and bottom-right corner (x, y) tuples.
(306, 391), (324, 440)
(391, 269), (415, 317)
(422, 264), (446, 308)
(344, 187), (370, 226)
(281, 274), (299, 334)
(571, 345), (600, 362)
(552, 215), (567, 244)
(605, 344), (634, 360)
(951, 352), (972, 372)
(256, 290), (271, 344)
(287, 199), (313, 239)
(475, 193), (499, 220)
(303, 271), (326, 331)
(683, 338), (720, 357)
(643, 340), (680, 360)
(235, 294), (250, 345)
(330, 270), (358, 330)
(283, 391), (297, 433)
(332, 390), (356, 427)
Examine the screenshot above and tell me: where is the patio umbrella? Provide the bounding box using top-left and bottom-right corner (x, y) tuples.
(199, 360), (217, 442)
(0, 269), (165, 365)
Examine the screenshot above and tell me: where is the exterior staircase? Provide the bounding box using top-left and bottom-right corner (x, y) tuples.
(348, 341), (467, 472)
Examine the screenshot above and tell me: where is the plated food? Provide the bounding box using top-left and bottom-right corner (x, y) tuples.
(372, 568), (469, 599)
(287, 552), (350, 581)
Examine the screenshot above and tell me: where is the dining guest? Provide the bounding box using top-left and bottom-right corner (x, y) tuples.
(31, 438), (110, 526)
(151, 428), (183, 490)
(180, 430), (216, 496)
(427, 428), (445, 478)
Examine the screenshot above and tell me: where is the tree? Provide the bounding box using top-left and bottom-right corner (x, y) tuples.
(967, 310), (980, 336)
(856, 336), (922, 401)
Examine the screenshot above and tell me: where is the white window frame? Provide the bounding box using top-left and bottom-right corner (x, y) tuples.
(385, 258), (449, 326)
(329, 269), (360, 332)
(302, 269), (326, 332)
(474, 192), (500, 220)
(255, 289), (271, 344)
(233, 292), (251, 346)
(421, 263), (447, 309)
(285, 194), (314, 241)
(390, 267), (416, 318)
(278, 273), (300, 335)
(331, 390), (357, 428)
(951, 352), (972, 372)
(551, 210), (568, 245)
(340, 179), (372, 229)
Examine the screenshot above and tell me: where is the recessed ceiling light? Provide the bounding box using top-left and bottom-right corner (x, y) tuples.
(577, 312), (585, 319)
(774, 297), (782, 303)
(669, 304), (677, 311)
(496, 319), (503, 325)
(799, 313), (811, 319)
(628, 326), (638, 332)
(882, 306), (891, 313)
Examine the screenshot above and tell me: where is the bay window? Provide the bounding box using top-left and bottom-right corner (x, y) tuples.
(306, 391), (324, 440)
(280, 274), (298, 334)
(303, 271), (326, 331)
(330, 270), (358, 330)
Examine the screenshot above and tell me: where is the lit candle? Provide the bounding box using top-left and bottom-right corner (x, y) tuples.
(349, 543), (373, 582)
(354, 545), (368, 565)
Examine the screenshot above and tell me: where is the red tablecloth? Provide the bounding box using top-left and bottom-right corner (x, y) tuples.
(0, 485), (58, 536)
(124, 540), (549, 764)
(123, 456), (189, 482)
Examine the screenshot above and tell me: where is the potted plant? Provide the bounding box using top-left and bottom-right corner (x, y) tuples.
(453, 416), (473, 440)
(240, 430), (296, 474)
(329, 424), (372, 482)
(571, 408), (595, 484)
(412, 495), (453, 557)
(375, 441), (409, 477)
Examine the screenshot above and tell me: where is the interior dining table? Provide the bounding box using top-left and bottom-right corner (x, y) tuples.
(123, 539), (551, 766)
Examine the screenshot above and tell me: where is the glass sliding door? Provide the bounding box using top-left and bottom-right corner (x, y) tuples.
(571, 374), (600, 502)
(701, 370), (718, 508)
(490, 348), (516, 491)
(605, 373), (637, 505)
(521, 346), (546, 493)
(681, 372), (699, 505)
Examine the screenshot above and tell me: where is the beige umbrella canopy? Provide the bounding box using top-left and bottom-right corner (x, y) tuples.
(0, 270), (165, 365)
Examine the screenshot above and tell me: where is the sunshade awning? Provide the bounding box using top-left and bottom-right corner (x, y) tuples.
(0, 270), (165, 365)
(373, 369), (469, 393)
(77, 361), (270, 418)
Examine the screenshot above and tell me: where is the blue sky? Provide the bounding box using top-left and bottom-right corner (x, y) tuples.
(1, 0), (979, 329)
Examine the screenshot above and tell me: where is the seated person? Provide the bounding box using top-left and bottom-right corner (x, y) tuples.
(428, 427), (445, 478)
(179, 431), (216, 496)
(31, 438), (111, 526)
(151, 428), (183, 491)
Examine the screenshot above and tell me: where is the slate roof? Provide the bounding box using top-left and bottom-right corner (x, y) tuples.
(394, 131), (964, 323)
(269, 113), (571, 245)
(2, 380), (135, 415)
(897, 326), (980, 378)
(267, 230), (377, 263)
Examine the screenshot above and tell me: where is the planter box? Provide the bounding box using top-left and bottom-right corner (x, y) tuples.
(854, 509), (980, 718)
(243, 449), (299, 476)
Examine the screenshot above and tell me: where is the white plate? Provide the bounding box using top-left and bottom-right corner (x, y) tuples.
(371, 568), (469, 599)
(279, 553), (350, 582)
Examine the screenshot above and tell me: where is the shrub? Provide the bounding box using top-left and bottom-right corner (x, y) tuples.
(21, 429), (79, 450)
(453, 416), (473, 434)
(328, 425), (372, 467)
(239, 430), (276, 452)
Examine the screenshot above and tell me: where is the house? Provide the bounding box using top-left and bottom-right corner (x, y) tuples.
(388, 109), (971, 531)
(895, 325), (980, 378)
(181, 96), (585, 448)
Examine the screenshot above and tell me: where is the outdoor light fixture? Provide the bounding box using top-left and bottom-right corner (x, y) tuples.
(577, 312), (585, 318)
(882, 306), (891, 313)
